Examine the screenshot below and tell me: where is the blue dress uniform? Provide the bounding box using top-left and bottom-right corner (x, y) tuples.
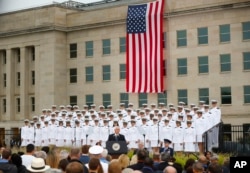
(159, 139), (174, 156)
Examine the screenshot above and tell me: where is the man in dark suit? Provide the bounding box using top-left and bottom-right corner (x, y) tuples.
(107, 126), (126, 141)
(159, 139), (174, 157)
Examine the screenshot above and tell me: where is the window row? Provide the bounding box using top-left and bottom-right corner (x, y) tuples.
(177, 52), (250, 75)
(1, 71), (35, 87)
(1, 97), (35, 113)
(0, 47), (35, 64)
(69, 85), (250, 108)
(69, 32), (167, 58)
(177, 21), (250, 47)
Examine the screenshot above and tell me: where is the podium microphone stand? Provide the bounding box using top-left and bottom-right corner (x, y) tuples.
(143, 134), (146, 146)
(86, 134), (88, 145)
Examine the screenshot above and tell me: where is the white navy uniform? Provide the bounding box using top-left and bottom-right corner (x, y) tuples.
(99, 125), (110, 147)
(183, 126), (196, 152)
(148, 124), (160, 147)
(127, 125), (140, 149)
(56, 125), (65, 147)
(64, 126), (74, 147)
(74, 125), (83, 147)
(172, 126), (184, 151)
(34, 127), (42, 147)
(160, 124), (173, 147)
(41, 125), (49, 146)
(28, 126), (35, 145)
(21, 125), (29, 147)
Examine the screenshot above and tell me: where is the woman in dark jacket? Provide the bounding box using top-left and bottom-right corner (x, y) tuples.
(11, 153), (27, 173)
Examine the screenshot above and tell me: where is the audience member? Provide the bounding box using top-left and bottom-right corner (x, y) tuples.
(100, 149), (109, 164)
(207, 163), (223, 173)
(46, 146), (60, 168)
(41, 146), (50, 154)
(197, 155), (208, 172)
(79, 145), (90, 164)
(21, 144), (36, 168)
(0, 148), (18, 173)
(87, 145), (108, 173)
(156, 152), (170, 171)
(210, 155), (219, 165)
(34, 150), (47, 160)
(118, 154), (130, 170)
(89, 157), (103, 173)
(140, 157), (155, 173)
(192, 162), (204, 173)
(108, 159), (122, 173)
(60, 150), (69, 160)
(58, 158), (69, 173)
(127, 149), (148, 170)
(11, 153), (27, 173)
(183, 158), (195, 173)
(27, 157), (50, 173)
(69, 147), (89, 173)
(164, 166), (177, 173)
(221, 158), (230, 173)
(66, 162), (84, 173)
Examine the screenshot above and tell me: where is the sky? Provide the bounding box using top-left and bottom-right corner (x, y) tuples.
(0, 0), (102, 13)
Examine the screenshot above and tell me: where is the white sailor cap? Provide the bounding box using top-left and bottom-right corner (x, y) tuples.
(84, 118), (90, 121)
(90, 104), (96, 107)
(153, 117), (158, 120)
(139, 110), (145, 114)
(119, 103), (125, 106)
(24, 119), (29, 122)
(66, 120), (71, 123)
(107, 105), (113, 108)
(83, 105), (89, 108)
(128, 103), (134, 106)
(159, 102), (165, 106)
(52, 105), (57, 108)
(190, 103), (196, 107)
(89, 145), (103, 155)
(89, 109), (95, 112)
(150, 103), (156, 106)
(154, 109), (159, 112)
(162, 108), (168, 112)
(142, 117), (147, 121)
(51, 112), (56, 116)
(145, 107), (151, 111)
(59, 105), (65, 108)
(99, 105), (105, 109)
(130, 119), (137, 122)
(184, 108), (191, 112)
(103, 118), (109, 122)
(47, 109), (52, 112)
(204, 104), (209, 108)
(126, 108), (132, 111)
(178, 101), (185, 105)
(142, 103), (148, 107)
(32, 116), (38, 120)
(55, 110), (60, 113)
(177, 106), (183, 109)
(197, 110), (203, 114)
(211, 100), (218, 103)
(73, 105), (79, 109)
(199, 101), (205, 104)
(66, 105), (72, 108)
(42, 109), (47, 112)
(170, 107), (176, 110)
(168, 103), (174, 107)
(186, 120), (193, 124)
(36, 121), (41, 125)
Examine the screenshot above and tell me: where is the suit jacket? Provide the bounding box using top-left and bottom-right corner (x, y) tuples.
(107, 133), (126, 141)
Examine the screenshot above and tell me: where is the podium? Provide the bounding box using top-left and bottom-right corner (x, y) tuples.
(106, 141), (128, 156)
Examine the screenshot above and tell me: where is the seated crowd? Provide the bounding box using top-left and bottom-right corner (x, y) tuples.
(0, 143), (230, 173)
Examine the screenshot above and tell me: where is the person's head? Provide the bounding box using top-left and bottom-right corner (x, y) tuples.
(164, 166), (177, 173)
(143, 157), (154, 167)
(89, 157), (103, 173)
(184, 158), (195, 170)
(210, 155), (219, 165)
(81, 145), (90, 155)
(164, 139), (171, 147)
(27, 158), (50, 173)
(192, 162), (204, 173)
(34, 151), (47, 160)
(136, 149), (148, 162)
(60, 150), (69, 160)
(89, 145), (104, 159)
(58, 158), (69, 172)
(118, 154), (130, 169)
(114, 126), (120, 134)
(2, 148), (12, 160)
(101, 149), (108, 159)
(66, 162), (84, 173)
(11, 153), (22, 167)
(207, 163), (222, 173)
(26, 143), (35, 153)
(41, 146), (49, 154)
(108, 159), (122, 173)
(204, 151), (212, 160)
(70, 148), (81, 160)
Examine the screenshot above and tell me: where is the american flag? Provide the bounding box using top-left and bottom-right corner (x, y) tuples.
(126, 0), (164, 93)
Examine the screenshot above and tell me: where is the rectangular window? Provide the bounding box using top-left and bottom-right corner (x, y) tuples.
(244, 86), (250, 103)
(103, 93), (111, 108)
(86, 95), (94, 108)
(199, 88), (209, 104)
(243, 52), (250, 70)
(198, 56), (209, 74)
(70, 96), (77, 106)
(178, 89), (188, 105)
(163, 32), (167, 48)
(221, 87), (232, 104)
(177, 30), (187, 47)
(31, 47), (35, 61)
(70, 43), (77, 58)
(85, 41), (93, 57)
(1, 50), (6, 64)
(16, 98), (20, 113)
(85, 66), (93, 82)
(17, 49), (20, 63)
(3, 73), (6, 87)
(120, 93), (129, 107)
(102, 65), (110, 81)
(158, 92), (167, 106)
(102, 39), (111, 55)
(177, 58), (187, 75)
(163, 60), (167, 76)
(3, 98), (6, 113)
(17, 72), (21, 86)
(119, 64), (126, 80)
(219, 24), (230, 43)
(119, 37), (126, 53)
(198, 27), (208, 45)
(138, 93), (148, 108)
(31, 71), (35, 85)
(31, 97), (35, 112)
(220, 54), (231, 72)
(70, 68), (77, 83)
(243, 21), (250, 40)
